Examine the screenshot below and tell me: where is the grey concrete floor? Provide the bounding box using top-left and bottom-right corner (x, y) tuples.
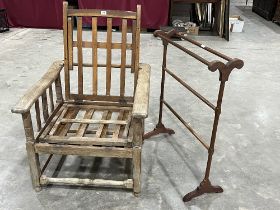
(1, 2), (280, 210)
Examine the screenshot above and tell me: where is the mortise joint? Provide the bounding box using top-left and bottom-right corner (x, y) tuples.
(215, 107), (221, 115)
(208, 148), (214, 155)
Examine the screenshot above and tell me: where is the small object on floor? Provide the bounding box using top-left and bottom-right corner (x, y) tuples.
(159, 26), (185, 40)
(229, 16), (245, 33)
(172, 20), (199, 36)
(0, 9), (9, 33)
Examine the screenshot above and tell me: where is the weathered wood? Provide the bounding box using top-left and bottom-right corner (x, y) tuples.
(66, 100), (133, 107)
(68, 129), (114, 135)
(45, 136), (129, 146)
(92, 17), (98, 95)
(63, 1), (69, 64)
(11, 61), (64, 114)
(12, 5), (148, 194)
(66, 104), (132, 111)
(122, 111), (132, 138)
(35, 143), (133, 158)
(48, 86), (55, 113)
(96, 111), (111, 138)
(40, 176), (133, 188)
(131, 20), (136, 73)
(55, 75), (63, 103)
(41, 154), (53, 174)
(112, 110), (125, 139)
(60, 118), (127, 125)
(70, 94), (134, 103)
(132, 118), (143, 146)
(34, 100), (42, 132)
(68, 9), (137, 19)
(128, 118), (134, 143)
(48, 106), (69, 136)
(132, 146), (141, 194)
(63, 2), (70, 100)
(22, 111), (35, 142)
(21, 111), (41, 190)
(106, 18), (112, 96)
(26, 141), (41, 191)
(76, 109), (95, 137)
(77, 16), (83, 95)
(41, 91), (49, 122)
(132, 64), (151, 118)
(39, 103), (65, 139)
(73, 62), (132, 68)
(134, 5), (141, 87)
(59, 108), (80, 137)
(68, 17), (73, 70)
(73, 41), (132, 50)
(53, 108), (79, 136)
(120, 19), (127, 97)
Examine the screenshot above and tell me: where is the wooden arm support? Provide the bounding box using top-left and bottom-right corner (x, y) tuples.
(132, 63), (151, 119)
(11, 61), (64, 114)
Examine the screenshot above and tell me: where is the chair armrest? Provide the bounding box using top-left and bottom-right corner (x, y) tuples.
(11, 60), (64, 114)
(132, 63), (151, 119)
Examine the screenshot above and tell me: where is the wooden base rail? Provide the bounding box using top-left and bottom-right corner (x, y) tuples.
(144, 29), (244, 202)
(40, 176), (133, 189)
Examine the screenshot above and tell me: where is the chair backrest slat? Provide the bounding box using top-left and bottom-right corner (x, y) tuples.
(92, 17), (98, 95)
(63, 2), (70, 100)
(120, 19), (127, 97)
(106, 18), (112, 96)
(134, 5), (141, 88)
(67, 18), (73, 70)
(77, 16), (84, 95)
(63, 2), (141, 102)
(131, 20), (136, 74)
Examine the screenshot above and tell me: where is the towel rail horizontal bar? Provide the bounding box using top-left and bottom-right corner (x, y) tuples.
(176, 33), (232, 61)
(164, 67), (216, 111)
(154, 32), (210, 67)
(162, 100), (209, 150)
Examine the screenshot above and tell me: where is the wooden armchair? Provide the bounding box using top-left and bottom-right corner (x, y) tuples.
(11, 2), (150, 196)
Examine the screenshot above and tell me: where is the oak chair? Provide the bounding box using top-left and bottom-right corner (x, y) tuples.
(11, 2), (150, 195)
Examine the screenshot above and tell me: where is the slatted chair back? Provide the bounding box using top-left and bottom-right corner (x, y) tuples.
(62, 2), (141, 103)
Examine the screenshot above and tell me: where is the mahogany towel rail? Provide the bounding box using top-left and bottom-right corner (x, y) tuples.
(144, 29), (244, 202)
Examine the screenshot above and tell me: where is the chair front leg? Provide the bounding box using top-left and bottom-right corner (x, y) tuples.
(132, 118), (144, 147)
(131, 117), (144, 195)
(22, 111), (41, 191)
(132, 146), (141, 196)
